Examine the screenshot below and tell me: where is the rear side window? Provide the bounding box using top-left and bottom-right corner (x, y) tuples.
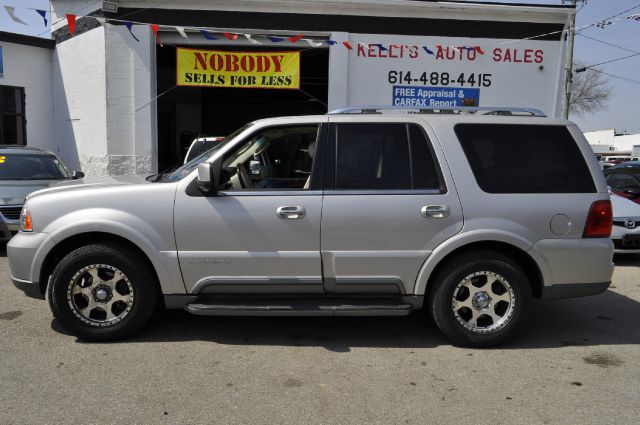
(335, 123), (443, 190)
(455, 124), (596, 194)
(337, 124), (410, 189)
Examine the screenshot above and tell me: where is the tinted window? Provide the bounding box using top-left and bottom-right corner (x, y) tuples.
(336, 124), (411, 189)
(0, 154), (69, 180)
(455, 124), (595, 193)
(606, 173), (640, 190)
(409, 124), (442, 190)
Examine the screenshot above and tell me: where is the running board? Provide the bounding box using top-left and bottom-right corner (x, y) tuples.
(185, 302), (413, 316)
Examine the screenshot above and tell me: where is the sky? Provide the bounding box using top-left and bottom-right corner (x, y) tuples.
(0, 0), (639, 133)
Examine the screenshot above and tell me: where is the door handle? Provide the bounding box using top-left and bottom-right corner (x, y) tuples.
(421, 205), (450, 219)
(276, 206), (306, 220)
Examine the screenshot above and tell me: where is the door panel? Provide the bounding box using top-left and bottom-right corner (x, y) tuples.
(321, 192), (462, 294)
(174, 192), (323, 294)
(321, 117), (463, 294)
(173, 120), (327, 295)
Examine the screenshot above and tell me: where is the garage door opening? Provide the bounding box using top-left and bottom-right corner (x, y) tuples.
(156, 45), (329, 171)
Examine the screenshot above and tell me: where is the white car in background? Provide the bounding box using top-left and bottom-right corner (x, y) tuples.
(611, 193), (640, 254)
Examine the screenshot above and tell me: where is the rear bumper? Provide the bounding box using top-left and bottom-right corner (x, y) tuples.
(541, 281), (610, 301)
(10, 276), (44, 300)
(529, 237), (614, 300)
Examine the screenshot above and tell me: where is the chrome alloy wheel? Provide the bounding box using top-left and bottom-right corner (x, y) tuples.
(451, 271), (515, 333)
(66, 264), (134, 327)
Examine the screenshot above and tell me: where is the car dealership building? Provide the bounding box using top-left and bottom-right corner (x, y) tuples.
(0, 0), (574, 176)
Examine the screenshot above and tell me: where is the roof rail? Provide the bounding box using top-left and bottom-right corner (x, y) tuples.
(327, 106), (547, 117)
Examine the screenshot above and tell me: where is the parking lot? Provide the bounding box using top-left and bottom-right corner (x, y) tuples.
(0, 244), (639, 425)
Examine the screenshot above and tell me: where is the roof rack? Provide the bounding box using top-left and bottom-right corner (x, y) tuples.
(327, 106), (547, 117)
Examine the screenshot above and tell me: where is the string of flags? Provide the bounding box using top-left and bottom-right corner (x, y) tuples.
(2, 4), (639, 53)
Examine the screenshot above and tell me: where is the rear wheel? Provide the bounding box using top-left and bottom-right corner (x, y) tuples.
(428, 250), (531, 347)
(48, 243), (158, 341)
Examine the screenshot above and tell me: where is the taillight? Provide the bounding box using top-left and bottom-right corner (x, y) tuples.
(583, 200), (612, 238)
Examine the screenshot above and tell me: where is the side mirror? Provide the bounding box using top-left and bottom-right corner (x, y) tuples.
(71, 171), (85, 179)
(196, 157), (222, 195)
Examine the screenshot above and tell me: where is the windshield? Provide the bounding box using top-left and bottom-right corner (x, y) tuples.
(162, 123), (253, 182)
(0, 153), (70, 181)
(185, 139), (223, 163)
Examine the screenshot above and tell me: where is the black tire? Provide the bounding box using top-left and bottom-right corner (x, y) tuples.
(428, 250), (532, 348)
(47, 243), (158, 341)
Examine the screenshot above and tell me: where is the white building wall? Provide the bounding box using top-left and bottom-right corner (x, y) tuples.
(614, 134), (640, 152)
(584, 129), (615, 146)
(52, 24), (156, 176)
(0, 41), (54, 152)
(585, 129), (640, 156)
(104, 24), (156, 175)
(52, 26), (107, 174)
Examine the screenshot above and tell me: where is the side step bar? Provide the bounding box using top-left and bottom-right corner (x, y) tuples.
(185, 302), (413, 317)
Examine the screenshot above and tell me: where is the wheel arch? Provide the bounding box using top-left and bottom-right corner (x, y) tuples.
(416, 240), (544, 300)
(38, 232), (164, 299)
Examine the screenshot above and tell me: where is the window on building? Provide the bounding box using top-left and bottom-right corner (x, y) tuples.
(0, 86), (26, 145)
(455, 124), (596, 194)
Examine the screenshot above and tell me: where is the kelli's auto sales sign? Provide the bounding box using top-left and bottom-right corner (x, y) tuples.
(346, 34), (564, 117)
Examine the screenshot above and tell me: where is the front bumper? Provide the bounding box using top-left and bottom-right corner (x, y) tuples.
(611, 222), (640, 253)
(7, 231), (50, 299)
(10, 276), (44, 300)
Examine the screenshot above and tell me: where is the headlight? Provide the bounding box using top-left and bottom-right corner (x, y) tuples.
(19, 206), (33, 232)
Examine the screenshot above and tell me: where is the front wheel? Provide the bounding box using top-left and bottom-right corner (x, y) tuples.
(428, 250), (532, 348)
(48, 243), (158, 341)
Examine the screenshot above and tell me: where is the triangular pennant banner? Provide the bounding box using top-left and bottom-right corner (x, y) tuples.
(66, 14), (76, 35)
(475, 46), (485, 54)
(325, 40), (337, 45)
(176, 26), (188, 39)
(244, 34), (261, 45)
(35, 9), (47, 26)
(376, 44), (388, 52)
(223, 32), (239, 40)
(304, 39), (323, 47)
(4, 6), (27, 25)
(125, 21), (140, 42)
(200, 30), (216, 40)
(268, 36), (285, 43)
(627, 14), (640, 21)
(423, 46), (434, 55)
(288, 34), (304, 43)
(150, 24), (162, 46)
(343, 41), (353, 50)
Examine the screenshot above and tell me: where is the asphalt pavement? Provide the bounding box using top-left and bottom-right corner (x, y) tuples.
(1, 243), (639, 425)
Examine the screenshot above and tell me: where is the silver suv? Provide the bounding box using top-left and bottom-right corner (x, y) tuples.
(7, 106), (614, 347)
